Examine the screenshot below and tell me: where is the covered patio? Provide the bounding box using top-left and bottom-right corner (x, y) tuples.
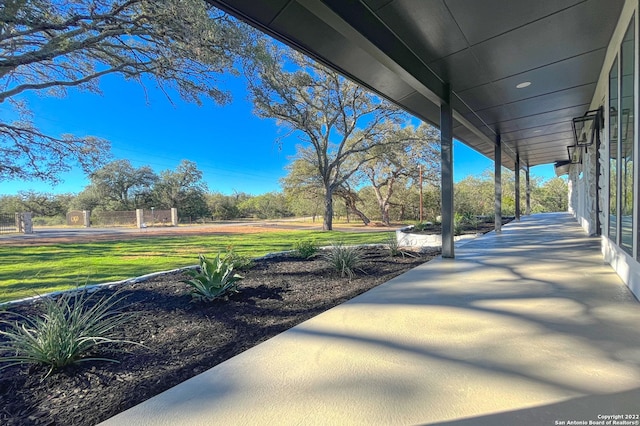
(100, 2), (640, 423)
(208, 0), (626, 258)
(101, 213), (640, 425)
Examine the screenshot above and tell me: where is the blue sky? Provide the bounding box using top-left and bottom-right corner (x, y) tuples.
(1, 72), (556, 196)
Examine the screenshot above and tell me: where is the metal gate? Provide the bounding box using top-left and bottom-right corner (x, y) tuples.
(0, 213), (17, 234)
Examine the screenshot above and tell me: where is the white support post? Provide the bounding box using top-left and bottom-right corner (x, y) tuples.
(136, 209), (144, 229)
(22, 212), (33, 234)
(171, 208), (178, 226)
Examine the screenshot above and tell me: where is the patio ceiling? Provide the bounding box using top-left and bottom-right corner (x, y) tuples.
(207, 0), (625, 170)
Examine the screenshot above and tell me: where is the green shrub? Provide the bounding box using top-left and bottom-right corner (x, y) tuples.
(183, 254), (244, 301)
(453, 212), (480, 235)
(0, 289), (140, 377)
(414, 222), (434, 232)
(322, 243), (364, 279)
(222, 247), (254, 271)
(453, 213), (464, 235)
(292, 239), (318, 259)
(461, 212), (479, 228)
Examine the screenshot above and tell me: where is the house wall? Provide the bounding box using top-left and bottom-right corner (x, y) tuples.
(569, 0), (640, 300)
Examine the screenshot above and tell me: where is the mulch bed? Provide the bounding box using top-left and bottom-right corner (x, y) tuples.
(404, 217), (514, 235)
(0, 246), (439, 426)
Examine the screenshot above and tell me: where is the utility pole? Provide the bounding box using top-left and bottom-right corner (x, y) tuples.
(419, 165), (423, 222)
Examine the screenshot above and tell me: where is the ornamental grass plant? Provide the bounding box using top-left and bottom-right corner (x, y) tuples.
(0, 289), (140, 378)
(322, 242), (364, 279)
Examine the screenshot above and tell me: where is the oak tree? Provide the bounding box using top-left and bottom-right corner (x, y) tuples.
(245, 45), (408, 230)
(1, 0), (244, 182)
(86, 159), (157, 210)
(355, 123), (440, 225)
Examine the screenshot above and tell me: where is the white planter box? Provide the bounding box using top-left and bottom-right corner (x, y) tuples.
(396, 226), (481, 248)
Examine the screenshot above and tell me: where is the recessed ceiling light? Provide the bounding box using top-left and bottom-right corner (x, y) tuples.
(533, 129), (542, 133)
(516, 81), (532, 89)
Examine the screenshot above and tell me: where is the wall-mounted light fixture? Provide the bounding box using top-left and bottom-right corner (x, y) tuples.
(567, 145), (582, 164)
(572, 106), (603, 151)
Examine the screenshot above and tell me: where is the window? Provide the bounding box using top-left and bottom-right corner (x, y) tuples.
(609, 57), (618, 243)
(620, 18), (634, 256)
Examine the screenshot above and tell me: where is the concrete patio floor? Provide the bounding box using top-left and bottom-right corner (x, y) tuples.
(101, 213), (640, 426)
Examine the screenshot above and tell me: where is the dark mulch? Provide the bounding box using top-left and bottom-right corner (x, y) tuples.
(404, 217), (514, 235)
(0, 246), (439, 426)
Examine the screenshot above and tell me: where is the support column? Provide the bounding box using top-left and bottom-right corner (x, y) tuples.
(83, 210), (91, 228)
(525, 167), (531, 216)
(515, 155), (521, 221)
(494, 134), (502, 233)
(21, 212), (33, 234)
(171, 208), (178, 226)
(136, 208), (144, 229)
(440, 85), (454, 258)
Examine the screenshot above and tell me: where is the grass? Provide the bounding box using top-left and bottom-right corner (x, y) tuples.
(0, 230), (392, 303)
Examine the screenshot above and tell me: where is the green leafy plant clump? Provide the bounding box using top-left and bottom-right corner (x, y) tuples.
(0, 289), (140, 377)
(322, 242), (364, 279)
(183, 253), (244, 301)
(223, 246), (254, 271)
(292, 239), (318, 259)
(413, 222), (433, 232)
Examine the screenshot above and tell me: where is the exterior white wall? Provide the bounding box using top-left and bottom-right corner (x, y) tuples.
(569, 0), (640, 300)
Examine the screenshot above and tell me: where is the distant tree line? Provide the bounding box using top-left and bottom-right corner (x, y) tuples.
(0, 157), (568, 226)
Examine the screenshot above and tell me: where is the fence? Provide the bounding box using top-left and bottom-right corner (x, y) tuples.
(92, 210), (137, 227)
(86, 208), (177, 228)
(0, 213), (17, 234)
(142, 209), (172, 227)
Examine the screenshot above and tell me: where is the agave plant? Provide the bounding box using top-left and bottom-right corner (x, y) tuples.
(0, 289), (141, 378)
(183, 254), (244, 301)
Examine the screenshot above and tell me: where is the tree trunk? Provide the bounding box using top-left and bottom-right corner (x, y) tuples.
(372, 185), (391, 226)
(350, 205), (371, 226)
(323, 189), (333, 231)
(381, 203), (391, 226)
(344, 196), (371, 226)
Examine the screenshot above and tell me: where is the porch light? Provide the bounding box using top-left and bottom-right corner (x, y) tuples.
(567, 145), (582, 164)
(572, 106), (603, 149)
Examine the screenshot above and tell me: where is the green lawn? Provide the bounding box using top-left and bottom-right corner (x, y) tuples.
(0, 230), (392, 303)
